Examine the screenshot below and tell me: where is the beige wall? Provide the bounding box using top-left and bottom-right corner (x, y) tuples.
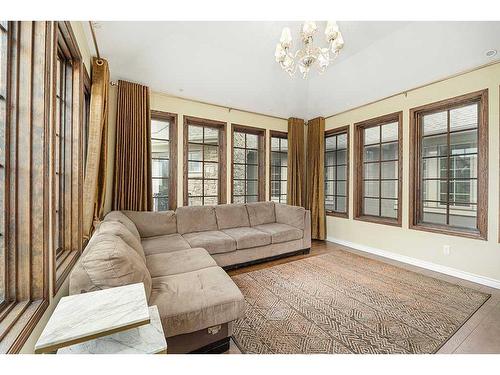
(103, 89), (288, 213)
(325, 62), (500, 282)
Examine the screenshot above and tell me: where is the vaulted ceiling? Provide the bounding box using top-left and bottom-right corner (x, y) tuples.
(91, 21), (500, 119)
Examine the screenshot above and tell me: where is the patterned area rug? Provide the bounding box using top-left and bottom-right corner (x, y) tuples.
(232, 250), (490, 354)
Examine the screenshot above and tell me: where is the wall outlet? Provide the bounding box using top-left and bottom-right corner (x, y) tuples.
(443, 245), (451, 256)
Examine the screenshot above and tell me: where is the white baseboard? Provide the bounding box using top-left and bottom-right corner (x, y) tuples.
(327, 236), (500, 290)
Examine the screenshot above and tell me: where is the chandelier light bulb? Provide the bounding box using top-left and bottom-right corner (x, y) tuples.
(302, 21), (317, 38)
(325, 21), (339, 41)
(280, 27), (292, 47)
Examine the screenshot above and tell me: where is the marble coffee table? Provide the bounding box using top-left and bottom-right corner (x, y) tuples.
(35, 283), (151, 354)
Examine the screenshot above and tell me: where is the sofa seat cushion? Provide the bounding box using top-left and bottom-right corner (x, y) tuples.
(141, 234), (191, 256)
(222, 227), (271, 250)
(150, 267), (245, 337)
(146, 248), (217, 278)
(182, 231), (236, 255)
(253, 223), (303, 244)
(215, 204), (250, 230)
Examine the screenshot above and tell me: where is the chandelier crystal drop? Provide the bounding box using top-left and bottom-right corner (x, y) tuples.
(274, 21), (344, 79)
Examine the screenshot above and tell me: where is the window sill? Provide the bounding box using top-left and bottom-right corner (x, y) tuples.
(54, 249), (80, 295)
(326, 211), (349, 219)
(0, 299), (49, 353)
(354, 215), (402, 227)
(409, 223), (487, 241)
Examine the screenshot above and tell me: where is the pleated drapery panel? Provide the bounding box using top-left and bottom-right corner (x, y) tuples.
(306, 117), (326, 240)
(83, 57), (110, 239)
(112, 80), (152, 211)
(287, 117), (305, 207)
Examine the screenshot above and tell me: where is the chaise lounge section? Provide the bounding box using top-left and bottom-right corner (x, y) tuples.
(69, 201), (311, 353)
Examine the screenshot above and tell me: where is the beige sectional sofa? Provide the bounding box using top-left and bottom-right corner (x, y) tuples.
(69, 201), (311, 353)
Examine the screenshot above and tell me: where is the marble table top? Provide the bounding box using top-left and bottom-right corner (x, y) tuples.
(35, 283), (150, 353)
(58, 306), (167, 354)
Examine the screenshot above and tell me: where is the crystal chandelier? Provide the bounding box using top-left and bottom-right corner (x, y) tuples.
(274, 21), (344, 79)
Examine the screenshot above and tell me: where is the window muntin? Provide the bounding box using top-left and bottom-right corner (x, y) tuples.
(151, 116), (170, 211)
(419, 103), (479, 230)
(186, 120), (224, 206)
(325, 130), (348, 215)
(232, 127), (265, 203)
(270, 133), (287, 203)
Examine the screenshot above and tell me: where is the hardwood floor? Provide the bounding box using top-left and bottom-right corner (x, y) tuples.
(227, 239), (500, 354)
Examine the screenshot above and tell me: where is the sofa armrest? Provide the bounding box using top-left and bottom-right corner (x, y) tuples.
(275, 203), (306, 229)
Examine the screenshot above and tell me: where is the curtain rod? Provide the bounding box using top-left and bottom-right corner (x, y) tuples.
(88, 21), (101, 61)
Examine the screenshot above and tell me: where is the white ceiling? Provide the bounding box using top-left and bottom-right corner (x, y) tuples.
(93, 21), (500, 119)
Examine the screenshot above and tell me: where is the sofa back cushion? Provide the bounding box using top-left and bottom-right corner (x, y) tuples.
(69, 234), (152, 299)
(123, 210), (177, 238)
(275, 203), (306, 229)
(215, 204), (250, 230)
(246, 201), (276, 226)
(176, 206), (218, 234)
(95, 221), (146, 263)
(104, 211), (141, 241)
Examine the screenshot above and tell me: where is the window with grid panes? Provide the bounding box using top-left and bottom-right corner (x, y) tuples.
(151, 114), (171, 211)
(270, 132), (287, 203)
(325, 129), (348, 215)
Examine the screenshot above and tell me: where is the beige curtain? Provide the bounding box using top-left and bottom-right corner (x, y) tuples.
(83, 57), (110, 239)
(306, 117), (326, 240)
(287, 117), (305, 207)
(112, 80), (152, 211)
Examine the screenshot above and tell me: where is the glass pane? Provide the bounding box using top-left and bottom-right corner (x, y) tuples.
(271, 151), (281, 166)
(381, 122), (398, 142)
(233, 180), (245, 195)
(233, 196), (245, 204)
(336, 150), (347, 165)
(450, 155), (476, 179)
(280, 181), (287, 195)
(325, 136), (336, 151)
(364, 163), (379, 179)
(151, 119), (169, 140)
(204, 180), (218, 196)
(325, 195), (335, 211)
(152, 159), (169, 178)
(337, 133), (347, 149)
(188, 125), (203, 142)
(188, 197), (203, 206)
(281, 153), (287, 167)
(363, 198), (379, 216)
(204, 145), (219, 162)
(325, 181), (334, 195)
(381, 180), (397, 199)
(246, 164), (258, 180)
(281, 138), (288, 152)
(450, 180), (476, 204)
(381, 161), (398, 179)
(325, 166), (335, 181)
(187, 179), (202, 197)
(204, 127), (219, 145)
(152, 178), (169, 196)
(364, 145), (379, 162)
(422, 133), (447, 157)
(449, 205), (477, 229)
(271, 195), (280, 203)
(450, 103), (478, 131)
(381, 142), (398, 160)
(364, 126), (380, 145)
(152, 139), (169, 158)
(336, 181), (346, 196)
(271, 137), (280, 151)
(246, 181), (258, 195)
(233, 148), (245, 162)
(153, 196), (169, 212)
(337, 165), (347, 181)
(246, 149), (258, 164)
(336, 196), (346, 213)
(234, 164), (245, 179)
(364, 181), (379, 198)
(204, 196), (218, 205)
(204, 162), (218, 179)
(422, 179), (445, 202)
(281, 166), (287, 181)
(246, 133), (258, 149)
(246, 195), (258, 203)
(423, 111), (447, 135)
(234, 132), (245, 148)
(188, 144), (203, 160)
(325, 151), (336, 166)
(381, 199), (397, 218)
(450, 129), (477, 155)
(188, 161), (202, 178)
(423, 157), (444, 179)
(422, 201), (447, 225)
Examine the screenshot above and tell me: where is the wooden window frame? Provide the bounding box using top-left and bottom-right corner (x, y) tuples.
(409, 90), (488, 240)
(51, 21), (84, 295)
(183, 116), (227, 206)
(325, 125), (350, 219)
(0, 21), (51, 354)
(231, 124), (266, 203)
(269, 130), (288, 203)
(82, 65), (90, 175)
(354, 111), (403, 227)
(151, 110), (178, 211)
